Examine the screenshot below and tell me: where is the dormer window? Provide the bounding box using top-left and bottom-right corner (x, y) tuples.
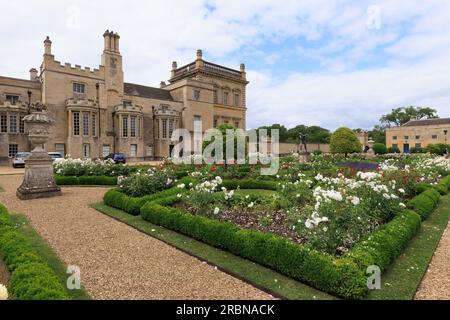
(6, 95), (19, 105)
(123, 100), (132, 108)
(73, 83), (85, 94)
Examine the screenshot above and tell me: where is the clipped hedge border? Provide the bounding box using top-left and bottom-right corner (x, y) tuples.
(55, 175), (118, 186)
(346, 210), (421, 271)
(104, 187), (188, 216)
(407, 188), (441, 220)
(0, 203), (68, 300)
(140, 201), (367, 299)
(103, 178), (278, 216)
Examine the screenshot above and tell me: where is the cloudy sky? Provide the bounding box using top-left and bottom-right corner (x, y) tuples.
(1, 0), (449, 130)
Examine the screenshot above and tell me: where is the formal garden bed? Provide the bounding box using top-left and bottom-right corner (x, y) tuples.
(82, 152), (449, 299)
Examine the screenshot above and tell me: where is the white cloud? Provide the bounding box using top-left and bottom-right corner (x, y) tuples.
(0, 0), (449, 130)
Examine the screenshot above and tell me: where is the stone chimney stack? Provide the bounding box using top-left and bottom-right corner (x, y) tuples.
(103, 30), (120, 53)
(196, 49), (204, 69)
(240, 63), (246, 80)
(103, 29), (111, 51)
(160, 81), (166, 88)
(44, 36), (52, 55)
(29, 68), (38, 81)
(171, 61), (177, 78)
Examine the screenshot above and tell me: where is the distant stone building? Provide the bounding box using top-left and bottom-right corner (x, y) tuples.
(386, 118), (450, 153)
(0, 30), (248, 162)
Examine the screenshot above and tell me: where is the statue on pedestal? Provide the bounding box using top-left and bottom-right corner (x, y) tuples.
(16, 102), (62, 200)
(298, 133), (310, 163)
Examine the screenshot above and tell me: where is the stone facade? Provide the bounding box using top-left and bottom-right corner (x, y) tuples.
(0, 31), (248, 163)
(386, 118), (450, 153)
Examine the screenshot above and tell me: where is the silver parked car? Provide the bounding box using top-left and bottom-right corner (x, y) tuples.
(48, 152), (64, 163)
(12, 152), (31, 168)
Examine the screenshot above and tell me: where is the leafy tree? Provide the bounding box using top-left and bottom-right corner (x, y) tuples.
(380, 106), (438, 127)
(285, 125), (331, 143)
(369, 125), (386, 144)
(257, 124), (289, 142)
(330, 127), (362, 156)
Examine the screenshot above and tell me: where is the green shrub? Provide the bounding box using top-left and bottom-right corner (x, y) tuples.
(0, 203), (68, 300)
(426, 143), (450, 155)
(346, 210), (421, 271)
(412, 183), (432, 195)
(410, 147), (425, 154)
(140, 201), (367, 299)
(441, 175), (450, 189)
(387, 146), (400, 153)
(373, 143), (387, 155)
(78, 176), (117, 185)
(434, 182), (448, 195)
(103, 187), (187, 215)
(10, 262), (68, 300)
(55, 176), (79, 185)
(407, 188), (440, 220)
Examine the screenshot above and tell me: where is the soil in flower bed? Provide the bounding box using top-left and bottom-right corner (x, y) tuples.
(175, 203), (306, 244)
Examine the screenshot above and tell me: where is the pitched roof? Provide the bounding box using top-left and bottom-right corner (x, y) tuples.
(124, 82), (173, 101)
(402, 118), (450, 127)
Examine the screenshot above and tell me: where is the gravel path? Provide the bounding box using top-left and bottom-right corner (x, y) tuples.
(0, 175), (273, 300)
(415, 218), (450, 300)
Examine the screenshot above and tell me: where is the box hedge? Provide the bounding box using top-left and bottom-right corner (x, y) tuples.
(103, 187), (188, 216)
(407, 188), (441, 220)
(55, 175), (117, 186)
(346, 210), (421, 271)
(0, 203), (68, 300)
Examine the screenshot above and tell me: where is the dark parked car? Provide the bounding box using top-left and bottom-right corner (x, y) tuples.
(104, 153), (126, 164)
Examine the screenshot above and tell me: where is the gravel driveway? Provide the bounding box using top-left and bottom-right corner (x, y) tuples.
(0, 175), (273, 300)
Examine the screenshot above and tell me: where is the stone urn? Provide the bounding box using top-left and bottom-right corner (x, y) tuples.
(365, 138), (376, 160)
(16, 102), (61, 200)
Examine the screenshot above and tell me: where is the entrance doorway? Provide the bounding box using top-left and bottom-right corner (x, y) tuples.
(403, 143), (410, 154)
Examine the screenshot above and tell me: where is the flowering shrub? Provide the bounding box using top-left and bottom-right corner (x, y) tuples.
(298, 172), (405, 254)
(119, 168), (176, 197)
(54, 158), (131, 177)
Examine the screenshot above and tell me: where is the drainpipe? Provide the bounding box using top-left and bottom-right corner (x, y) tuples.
(96, 83), (101, 158)
(112, 111), (116, 153)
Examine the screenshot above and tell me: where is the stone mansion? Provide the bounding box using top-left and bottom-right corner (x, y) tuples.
(0, 30), (248, 162)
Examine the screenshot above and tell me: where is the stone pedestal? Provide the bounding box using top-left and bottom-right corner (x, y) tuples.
(16, 102), (61, 200)
(298, 151), (311, 163)
(17, 152), (61, 200)
(365, 139), (375, 160)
